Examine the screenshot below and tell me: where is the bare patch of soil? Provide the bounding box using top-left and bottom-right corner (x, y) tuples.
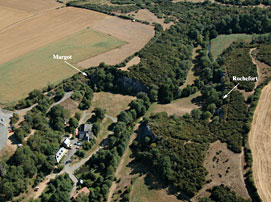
(192, 141), (250, 201)
(249, 82), (271, 202)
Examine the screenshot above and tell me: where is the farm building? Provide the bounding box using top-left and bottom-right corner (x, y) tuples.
(78, 124), (93, 141)
(55, 147), (67, 163)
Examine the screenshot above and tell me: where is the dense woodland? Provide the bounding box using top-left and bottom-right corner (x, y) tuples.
(1, 0), (271, 201)
(218, 42), (257, 91)
(215, 0), (271, 6)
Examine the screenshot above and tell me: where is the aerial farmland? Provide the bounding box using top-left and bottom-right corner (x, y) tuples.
(0, 0), (154, 104)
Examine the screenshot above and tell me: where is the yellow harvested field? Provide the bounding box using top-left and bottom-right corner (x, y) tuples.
(0, 6), (31, 30)
(78, 17), (154, 68)
(0, 7), (109, 65)
(249, 82), (271, 202)
(0, 0), (61, 14)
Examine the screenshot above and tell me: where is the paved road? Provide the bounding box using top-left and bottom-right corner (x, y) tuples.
(0, 109), (13, 152)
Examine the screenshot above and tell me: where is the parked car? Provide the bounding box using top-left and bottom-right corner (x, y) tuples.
(65, 160), (71, 164)
(17, 144), (22, 148)
(77, 142), (82, 146)
(34, 187), (40, 192)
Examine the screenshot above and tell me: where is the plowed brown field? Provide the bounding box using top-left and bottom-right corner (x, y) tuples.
(249, 82), (271, 202)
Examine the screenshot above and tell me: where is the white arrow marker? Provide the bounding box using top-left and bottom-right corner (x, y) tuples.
(223, 83), (240, 99)
(64, 61), (87, 76)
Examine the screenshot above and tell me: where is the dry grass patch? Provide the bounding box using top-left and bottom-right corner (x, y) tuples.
(148, 91), (200, 117)
(90, 92), (135, 117)
(191, 141), (249, 201)
(120, 56), (141, 71)
(130, 175), (181, 202)
(60, 98), (79, 116)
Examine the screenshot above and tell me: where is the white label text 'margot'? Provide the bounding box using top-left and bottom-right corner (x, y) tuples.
(53, 54), (72, 60)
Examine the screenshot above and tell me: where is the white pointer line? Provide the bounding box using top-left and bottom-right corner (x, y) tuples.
(64, 61), (87, 76)
(223, 83), (240, 99)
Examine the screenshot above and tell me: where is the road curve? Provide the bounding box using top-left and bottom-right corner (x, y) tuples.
(249, 82), (271, 202)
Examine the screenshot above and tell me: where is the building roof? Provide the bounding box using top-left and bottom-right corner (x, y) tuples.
(63, 138), (70, 145)
(80, 124), (92, 132)
(55, 147), (67, 163)
(72, 187), (90, 199)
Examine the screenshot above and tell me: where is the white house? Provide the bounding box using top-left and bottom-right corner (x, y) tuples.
(63, 138), (71, 149)
(55, 147), (67, 163)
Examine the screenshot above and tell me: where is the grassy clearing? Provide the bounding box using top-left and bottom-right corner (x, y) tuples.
(211, 34), (252, 60)
(0, 28), (125, 104)
(147, 91), (201, 117)
(180, 46), (200, 90)
(130, 175), (181, 202)
(90, 92), (135, 117)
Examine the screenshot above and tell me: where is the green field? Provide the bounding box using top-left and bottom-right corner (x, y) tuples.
(210, 34), (252, 60)
(0, 28), (126, 104)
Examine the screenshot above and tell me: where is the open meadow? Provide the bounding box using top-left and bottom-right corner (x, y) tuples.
(147, 92), (201, 117)
(210, 34), (252, 60)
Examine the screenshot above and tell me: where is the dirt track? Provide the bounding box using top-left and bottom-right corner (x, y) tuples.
(249, 82), (271, 202)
